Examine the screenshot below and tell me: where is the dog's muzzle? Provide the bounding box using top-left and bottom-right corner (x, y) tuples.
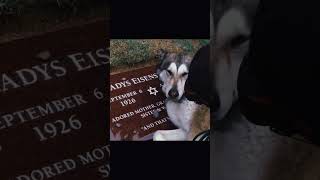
(168, 88), (179, 99)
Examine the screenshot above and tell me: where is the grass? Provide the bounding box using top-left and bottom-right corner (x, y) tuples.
(0, 0), (21, 15)
(110, 39), (209, 71)
(0, 0), (107, 42)
(0, 0), (73, 16)
(0, 0), (105, 17)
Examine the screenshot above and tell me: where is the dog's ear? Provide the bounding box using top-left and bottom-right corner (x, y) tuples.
(155, 49), (168, 61)
(179, 53), (193, 68)
(184, 55), (193, 65)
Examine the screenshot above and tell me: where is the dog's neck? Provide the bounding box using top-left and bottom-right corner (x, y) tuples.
(165, 96), (197, 132)
(165, 95), (186, 104)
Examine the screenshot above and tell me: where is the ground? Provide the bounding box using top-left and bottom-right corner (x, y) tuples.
(0, 0), (107, 43)
(110, 39), (209, 73)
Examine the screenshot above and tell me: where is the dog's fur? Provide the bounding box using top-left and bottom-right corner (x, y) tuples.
(153, 50), (210, 141)
(211, 0), (259, 123)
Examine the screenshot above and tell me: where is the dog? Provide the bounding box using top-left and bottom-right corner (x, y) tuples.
(153, 49), (210, 141)
(211, 0), (260, 124)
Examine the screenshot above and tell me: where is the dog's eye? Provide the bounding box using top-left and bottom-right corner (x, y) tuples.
(181, 72), (188, 77)
(166, 70), (173, 76)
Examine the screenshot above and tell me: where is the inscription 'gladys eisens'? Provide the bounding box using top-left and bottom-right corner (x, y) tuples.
(110, 66), (176, 140)
(0, 48), (109, 93)
(110, 73), (158, 91)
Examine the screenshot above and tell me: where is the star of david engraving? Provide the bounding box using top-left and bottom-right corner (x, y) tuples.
(147, 86), (158, 96)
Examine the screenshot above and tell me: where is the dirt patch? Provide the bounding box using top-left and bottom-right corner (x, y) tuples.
(111, 59), (159, 75)
(110, 39), (209, 72)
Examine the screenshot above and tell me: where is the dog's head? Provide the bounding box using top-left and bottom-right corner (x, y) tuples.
(156, 49), (192, 102)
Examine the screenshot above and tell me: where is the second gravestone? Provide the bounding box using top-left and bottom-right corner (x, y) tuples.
(0, 19), (109, 179)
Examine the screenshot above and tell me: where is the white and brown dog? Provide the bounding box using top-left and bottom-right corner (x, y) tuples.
(153, 49), (210, 141)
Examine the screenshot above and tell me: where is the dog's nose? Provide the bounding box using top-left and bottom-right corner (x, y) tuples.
(169, 89), (179, 98)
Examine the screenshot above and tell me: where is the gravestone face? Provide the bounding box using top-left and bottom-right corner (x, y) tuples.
(110, 65), (176, 141)
(0, 19), (109, 179)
